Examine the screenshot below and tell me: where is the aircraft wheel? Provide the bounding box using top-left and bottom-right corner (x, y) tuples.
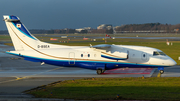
(160, 70), (164, 74)
(96, 69), (102, 75)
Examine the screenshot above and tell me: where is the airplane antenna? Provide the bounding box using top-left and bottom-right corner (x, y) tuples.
(90, 44), (92, 48)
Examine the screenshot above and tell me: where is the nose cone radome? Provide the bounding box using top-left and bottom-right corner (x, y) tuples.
(169, 59), (177, 66)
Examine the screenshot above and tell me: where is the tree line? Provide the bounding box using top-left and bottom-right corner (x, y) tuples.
(1, 23), (180, 34)
(0, 29), (113, 34)
(116, 23), (180, 33)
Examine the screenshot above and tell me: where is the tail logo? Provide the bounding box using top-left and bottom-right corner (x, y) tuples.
(16, 24), (21, 28)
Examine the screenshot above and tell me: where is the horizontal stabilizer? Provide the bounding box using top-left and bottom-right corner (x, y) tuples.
(3, 15), (20, 22)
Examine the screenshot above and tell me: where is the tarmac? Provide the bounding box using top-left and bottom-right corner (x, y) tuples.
(0, 44), (179, 101)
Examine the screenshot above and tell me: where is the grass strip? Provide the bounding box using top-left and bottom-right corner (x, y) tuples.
(28, 77), (180, 100)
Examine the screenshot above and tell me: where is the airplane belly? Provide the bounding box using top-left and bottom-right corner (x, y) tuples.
(78, 62), (97, 70)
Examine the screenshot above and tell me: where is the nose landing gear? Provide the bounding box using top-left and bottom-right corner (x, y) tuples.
(159, 70), (164, 74)
(158, 67), (164, 74)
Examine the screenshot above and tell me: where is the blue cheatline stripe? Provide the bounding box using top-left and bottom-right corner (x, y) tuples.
(9, 16), (36, 40)
(101, 55), (127, 60)
(12, 22), (36, 40)
(6, 51), (167, 67)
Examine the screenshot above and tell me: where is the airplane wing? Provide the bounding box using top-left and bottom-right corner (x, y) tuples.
(91, 44), (128, 60)
(91, 44), (111, 49)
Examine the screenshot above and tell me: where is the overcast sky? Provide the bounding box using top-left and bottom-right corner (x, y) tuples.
(1, 0), (180, 30)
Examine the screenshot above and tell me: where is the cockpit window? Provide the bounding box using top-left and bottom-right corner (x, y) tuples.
(159, 52), (166, 56)
(153, 51), (166, 56)
(153, 51), (159, 56)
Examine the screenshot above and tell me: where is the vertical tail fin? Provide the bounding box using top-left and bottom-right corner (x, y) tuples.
(4, 15), (67, 51)
(3, 15), (40, 51)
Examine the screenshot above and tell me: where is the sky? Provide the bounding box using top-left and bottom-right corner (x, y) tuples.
(0, 0), (180, 30)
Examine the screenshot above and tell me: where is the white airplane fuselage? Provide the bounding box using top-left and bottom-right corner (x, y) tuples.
(7, 44), (176, 69)
(3, 15), (176, 74)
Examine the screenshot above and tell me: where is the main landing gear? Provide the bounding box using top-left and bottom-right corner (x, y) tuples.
(96, 69), (106, 75)
(96, 64), (107, 75)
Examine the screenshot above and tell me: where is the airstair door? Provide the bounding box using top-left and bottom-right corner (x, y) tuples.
(69, 52), (75, 65)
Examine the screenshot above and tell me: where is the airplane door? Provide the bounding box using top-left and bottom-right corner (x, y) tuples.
(141, 52), (149, 62)
(69, 52), (75, 65)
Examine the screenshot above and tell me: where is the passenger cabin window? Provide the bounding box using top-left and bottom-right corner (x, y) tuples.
(88, 54), (90, 57)
(153, 51), (166, 56)
(81, 54), (83, 57)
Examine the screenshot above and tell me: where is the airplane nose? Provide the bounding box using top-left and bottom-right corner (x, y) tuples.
(169, 59), (177, 66)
